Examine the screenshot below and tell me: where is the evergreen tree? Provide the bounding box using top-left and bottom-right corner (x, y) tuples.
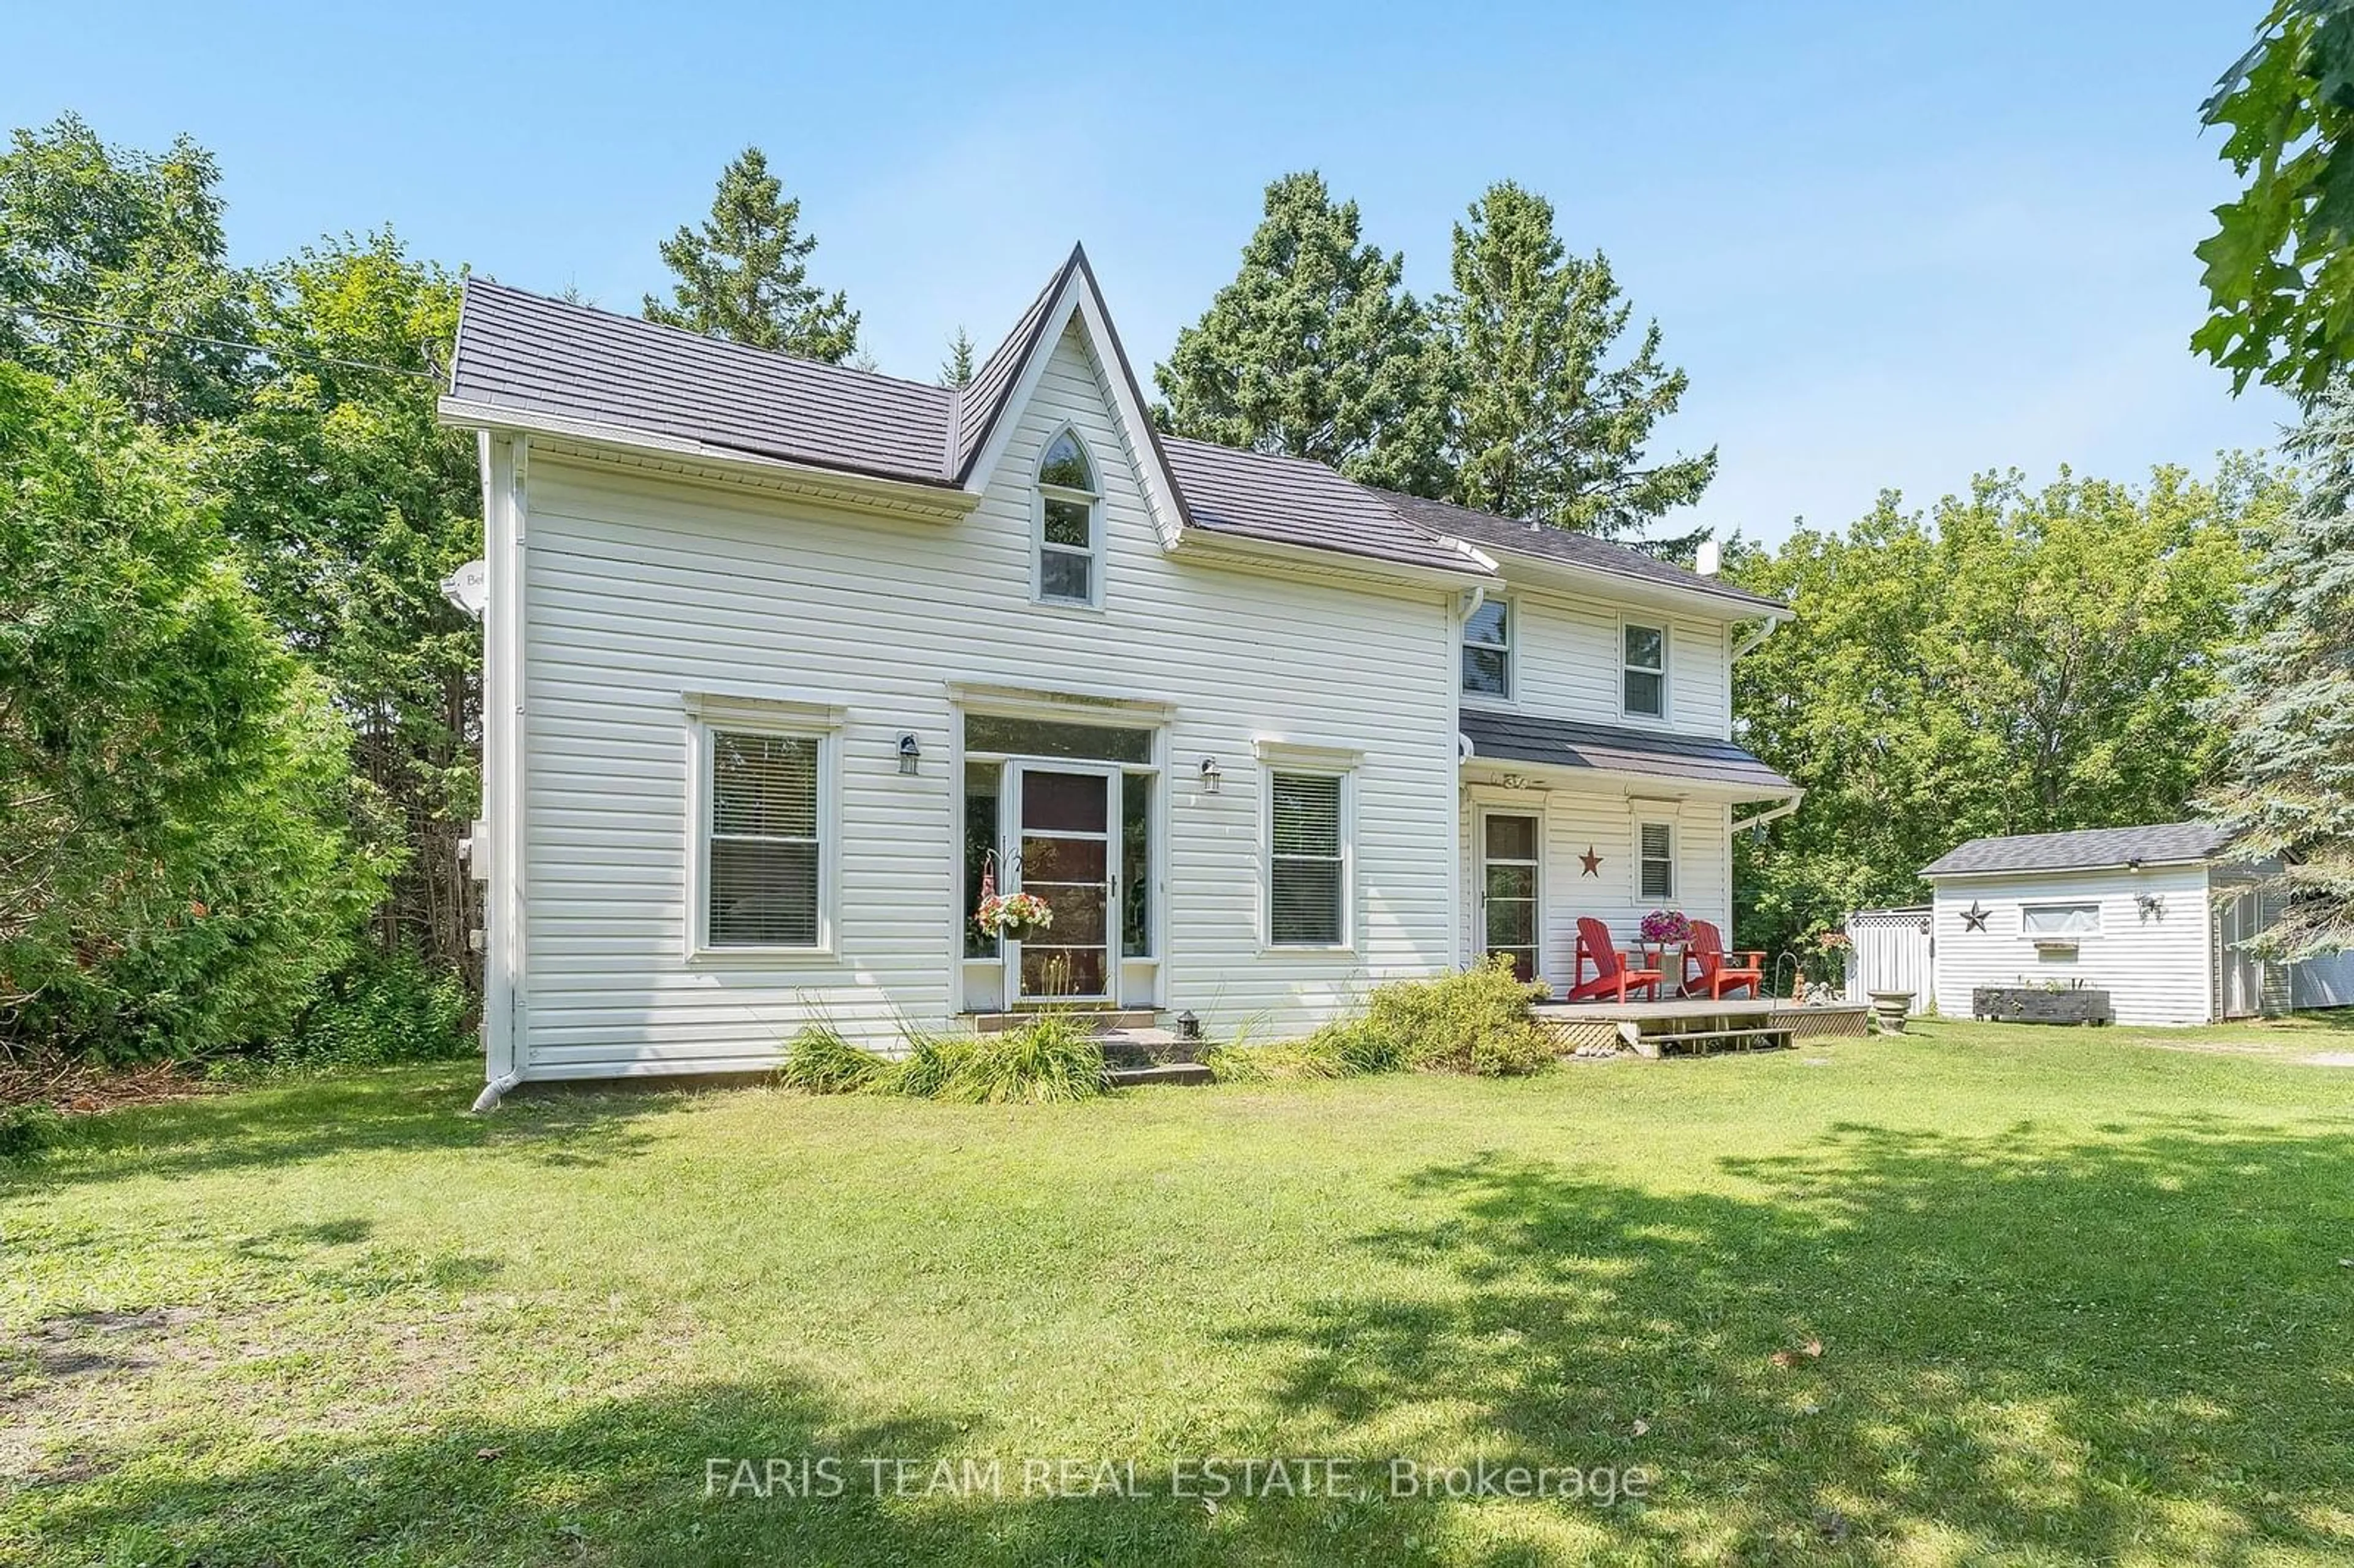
(2201, 387), (2354, 957)
(1440, 181), (1716, 538)
(940, 325), (976, 388)
(642, 147), (858, 363)
(1155, 172), (1451, 494)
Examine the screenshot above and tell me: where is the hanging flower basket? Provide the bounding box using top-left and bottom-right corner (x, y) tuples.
(975, 891), (1053, 942)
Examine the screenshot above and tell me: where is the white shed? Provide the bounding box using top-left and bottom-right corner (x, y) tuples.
(1918, 822), (2354, 1026)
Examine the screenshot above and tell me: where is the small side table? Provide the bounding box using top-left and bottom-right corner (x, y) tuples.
(1640, 941), (1690, 999)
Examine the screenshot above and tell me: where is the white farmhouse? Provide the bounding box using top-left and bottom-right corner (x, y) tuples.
(439, 247), (1799, 1092)
(1920, 821), (2354, 1026)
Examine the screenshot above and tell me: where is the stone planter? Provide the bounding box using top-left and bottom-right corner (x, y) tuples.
(1971, 986), (2111, 1026)
(1867, 989), (1913, 1033)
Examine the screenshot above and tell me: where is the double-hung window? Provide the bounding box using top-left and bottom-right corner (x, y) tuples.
(1035, 427), (1102, 606)
(1462, 599), (1510, 698)
(692, 703), (834, 953)
(1268, 770), (1348, 946)
(1637, 821), (1675, 901)
(1623, 622), (1666, 718)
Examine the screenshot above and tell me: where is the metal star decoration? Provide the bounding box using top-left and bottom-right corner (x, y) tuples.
(1579, 845), (1603, 877)
(1961, 900), (1990, 932)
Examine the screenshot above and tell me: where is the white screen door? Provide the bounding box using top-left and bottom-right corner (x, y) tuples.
(1006, 764), (1117, 1003)
(1480, 810), (1542, 982)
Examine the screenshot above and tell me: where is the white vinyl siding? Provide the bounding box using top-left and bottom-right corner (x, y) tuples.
(1483, 588), (1733, 739)
(1637, 821), (1675, 902)
(1268, 771), (1348, 946)
(509, 319), (1459, 1075)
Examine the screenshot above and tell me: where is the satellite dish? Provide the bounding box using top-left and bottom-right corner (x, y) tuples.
(1695, 539), (1722, 577)
(440, 558), (489, 618)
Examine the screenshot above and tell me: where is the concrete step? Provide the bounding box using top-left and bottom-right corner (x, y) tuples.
(969, 1008), (1159, 1034)
(1104, 1062), (1214, 1088)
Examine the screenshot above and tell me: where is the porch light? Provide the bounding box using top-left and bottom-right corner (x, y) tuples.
(1198, 757), (1223, 795)
(896, 733), (921, 775)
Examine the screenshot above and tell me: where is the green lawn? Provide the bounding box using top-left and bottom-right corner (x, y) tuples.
(6, 1018), (2354, 1567)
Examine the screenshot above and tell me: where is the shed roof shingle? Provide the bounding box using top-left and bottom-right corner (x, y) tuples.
(1919, 821), (2234, 877)
(1459, 709), (1795, 796)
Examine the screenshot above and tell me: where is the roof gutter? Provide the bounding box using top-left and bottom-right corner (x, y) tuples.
(1173, 527), (1496, 592)
(436, 398), (980, 523)
(1476, 541), (1794, 622)
(1732, 792), (1805, 834)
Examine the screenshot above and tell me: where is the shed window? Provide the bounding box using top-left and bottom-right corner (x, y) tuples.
(1638, 821), (1675, 901)
(1463, 599), (1510, 698)
(2022, 902), (2100, 937)
(707, 729), (822, 946)
(1624, 622), (1666, 718)
(1269, 771), (1347, 946)
(1036, 428), (1100, 606)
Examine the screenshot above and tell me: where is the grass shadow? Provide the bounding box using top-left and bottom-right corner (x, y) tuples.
(1230, 1115), (2354, 1563)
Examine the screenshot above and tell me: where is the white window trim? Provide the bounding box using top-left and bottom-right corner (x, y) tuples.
(1257, 744), (1360, 954)
(1637, 818), (1677, 903)
(2021, 901), (2103, 939)
(1621, 615), (1670, 724)
(683, 693), (842, 962)
(1032, 424), (1103, 610)
(1461, 595), (1515, 702)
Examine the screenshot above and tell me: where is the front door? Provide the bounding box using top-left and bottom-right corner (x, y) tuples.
(1479, 810), (1542, 982)
(1007, 764), (1117, 1003)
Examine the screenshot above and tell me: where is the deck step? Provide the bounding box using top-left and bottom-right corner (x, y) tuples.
(969, 1008), (1159, 1033)
(1105, 1062), (1214, 1088)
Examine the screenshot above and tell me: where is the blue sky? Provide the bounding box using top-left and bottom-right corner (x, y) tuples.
(10, 1), (2288, 542)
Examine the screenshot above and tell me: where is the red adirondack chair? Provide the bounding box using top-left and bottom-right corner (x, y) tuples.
(1566, 918), (1665, 1002)
(1685, 920), (1766, 1000)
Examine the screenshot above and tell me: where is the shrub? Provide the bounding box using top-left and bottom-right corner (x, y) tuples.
(277, 948), (472, 1068)
(1366, 957), (1555, 1076)
(1, 367), (391, 1063)
(0, 1102), (63, 1160)
(931, 1014), (1105, 1104)
(777, 1025), (891, 1094)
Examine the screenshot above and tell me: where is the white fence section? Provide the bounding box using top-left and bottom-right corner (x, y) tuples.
(1846, 906), (1935, 1013)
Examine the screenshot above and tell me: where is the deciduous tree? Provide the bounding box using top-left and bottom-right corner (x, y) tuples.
(1730, 466), (2272, 958)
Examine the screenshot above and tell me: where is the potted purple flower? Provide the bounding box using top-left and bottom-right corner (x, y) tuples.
(1638, 909), (1693, 997)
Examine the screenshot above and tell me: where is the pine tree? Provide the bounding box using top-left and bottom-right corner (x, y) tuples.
(642, 147), (858, 363)
(1154, 172), (1450, 495)
(1440, 181), (1715, 538)
(2201, 386), (2354, 958)
(940, 326), (976, 388)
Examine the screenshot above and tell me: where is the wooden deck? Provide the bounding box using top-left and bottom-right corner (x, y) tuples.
(1533, 997), (1870, 1057)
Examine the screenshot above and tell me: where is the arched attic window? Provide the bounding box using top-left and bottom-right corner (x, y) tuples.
(1035, 427), (1101, 606)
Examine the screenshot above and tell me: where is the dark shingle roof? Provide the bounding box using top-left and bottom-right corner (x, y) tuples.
(444, 257), (1786, 599)
(1164, 437), (1482, 574)
(1919, 821), (2234, 877)
(1460, 709), (1795, 796)
(449, 278), (958, 485)
(1377, 490), (1785, 613)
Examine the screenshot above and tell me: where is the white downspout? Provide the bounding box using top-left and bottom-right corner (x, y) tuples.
(1732, 617), (1781, 663)
(474, 431), (529, 1112)
(1731, 793), (1804, 835)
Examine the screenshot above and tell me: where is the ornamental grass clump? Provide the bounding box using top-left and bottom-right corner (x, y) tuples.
(777, 1024), (891, 1094)
(933, 1013), (1107, 1104)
